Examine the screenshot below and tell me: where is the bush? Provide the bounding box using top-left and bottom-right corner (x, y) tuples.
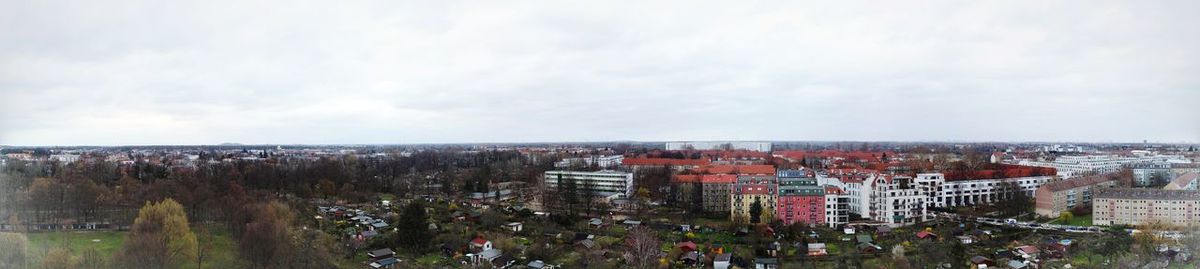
(0, 232), (28, 269)
(1059, 212), (1074, 223)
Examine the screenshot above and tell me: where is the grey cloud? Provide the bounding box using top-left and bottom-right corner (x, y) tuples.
(1, 1), (1197, 145)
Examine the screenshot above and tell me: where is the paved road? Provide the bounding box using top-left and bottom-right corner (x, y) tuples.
(935, 212), (1104, 234)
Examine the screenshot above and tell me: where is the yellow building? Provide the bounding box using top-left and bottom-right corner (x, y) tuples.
(730, 175), (777, 223)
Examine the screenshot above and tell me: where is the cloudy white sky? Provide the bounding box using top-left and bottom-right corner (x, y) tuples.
(2, 1), (1198, 146)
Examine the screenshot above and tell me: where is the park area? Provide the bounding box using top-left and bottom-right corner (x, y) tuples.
(20, 224), (243, 269)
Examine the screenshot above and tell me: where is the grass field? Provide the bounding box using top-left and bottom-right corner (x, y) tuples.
(23, 224), (244, 268)
(1050, 214), (1093, 226)
(26, 230), (126, 264)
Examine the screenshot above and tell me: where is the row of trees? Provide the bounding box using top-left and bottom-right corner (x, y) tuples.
(0, 149), (556, 225)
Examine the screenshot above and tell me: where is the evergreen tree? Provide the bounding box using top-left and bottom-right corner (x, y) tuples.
(749, 199), (763, 224)
(396, 200), (432, 253)
(558, 174), (579, 217)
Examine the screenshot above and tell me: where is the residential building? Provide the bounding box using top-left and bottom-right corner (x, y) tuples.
(1132, 163), (1175, 187)
(822, 169), (877, 216)
(815, 173), (845, 189)
(467, 189), (516, 208)
(776, 170), (825, 226)
(666, 141), (772, 152)
(543, 170), (635, 197)
(694, 165), (775, 214)
(671, 174), (702, 205)
(731, 175), (778, 223)
(555, 155), (624, 169)
(1164, 172), (1200, 190)
(916, 173), (1054, 208)
(843, 178), (869, 217)
(1019, 154), (1189, 178)
(701, 174), (737, 213)
(1034, 175), (1117, 217)
(50, 154), (80, 163)
(621, 157), (711, 171)
(4, 153), (33, 161)
(869, 175), (931, 226)
(1093, 188), (1200, 226)
(1134, 164), (1200, 187)
(695, 165), (776, 175)
(824, 186), (850, 228)
(1039, 144), (1086, 153)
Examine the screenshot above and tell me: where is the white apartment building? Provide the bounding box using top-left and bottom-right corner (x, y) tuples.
(1019, 154), (1189, 178)
(824, 187), (850, 228)
(665, 141), (772, 152)
(50, 154), (81, 163)
(915, 173), (1053, 208)
(543, 170), (635, 197)
(843, 179), (869, 216)
(868, 176), (932, 226)
(832, 172), (1055, 227)
(554, 155), (624, 169)
(1132, 164), (1200, 187)
(815, 174), (846, 190)
(1039, 144), (1086, 153)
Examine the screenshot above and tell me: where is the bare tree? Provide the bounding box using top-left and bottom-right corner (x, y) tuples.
(195, 226), (213, 269)
(624, 226), (661, 269)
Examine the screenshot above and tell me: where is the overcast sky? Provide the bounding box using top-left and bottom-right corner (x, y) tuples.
(2, 1), (1198, 146)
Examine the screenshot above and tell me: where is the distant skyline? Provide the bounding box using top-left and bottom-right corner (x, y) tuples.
(2, 1), (1198, 146)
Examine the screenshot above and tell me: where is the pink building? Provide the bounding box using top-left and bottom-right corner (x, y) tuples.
(777, 194), (824, 225)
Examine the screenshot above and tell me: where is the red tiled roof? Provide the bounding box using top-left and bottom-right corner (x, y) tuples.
(916, 231), (937, 239)
(622, 158), (711, 167)
(677, 241), (697, 251)
(696, 165), (775, 175)
(471, 237), (488, 245)
(943, 164), (1056, 181)
(699, 150), (771, 160)
(824, 186), (844, 194)
(701, 174), (738, 184)
(1017, 245), (1040, 254)
(774, 150), (895, 161)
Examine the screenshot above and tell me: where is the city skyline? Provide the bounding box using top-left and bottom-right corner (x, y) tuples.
(3, 1), (1198, 146)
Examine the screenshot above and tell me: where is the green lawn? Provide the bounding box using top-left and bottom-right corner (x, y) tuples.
(26, 230), (126, 263)
(1051, 214), (1093, 226)
(199, 226), (244, 269)
(23, 224), (243, 268)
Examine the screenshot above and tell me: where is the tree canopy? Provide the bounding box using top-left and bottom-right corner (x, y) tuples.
(116, 198), (197, 269)
(396, 200), (433, 253)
